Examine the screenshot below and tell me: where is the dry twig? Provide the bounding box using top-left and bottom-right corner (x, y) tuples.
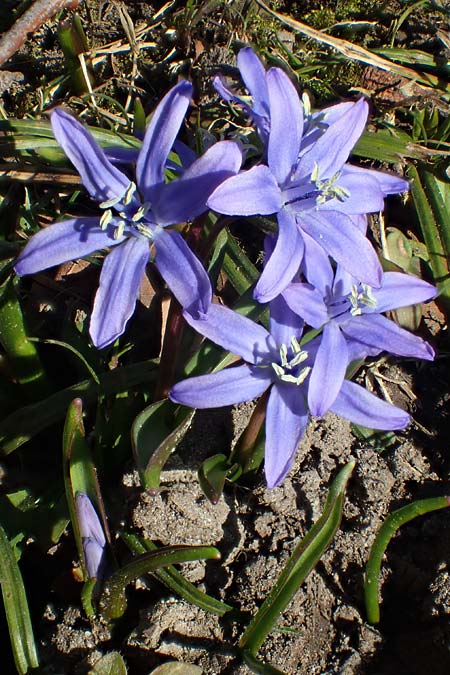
(255, 0), (446, 96)
(0, 0), (81, 67)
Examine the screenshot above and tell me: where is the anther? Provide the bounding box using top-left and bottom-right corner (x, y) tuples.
(123, 182), (137, 205)
(132, 204), (150, 222)
(99, 209), (113, 230)
(113, 220), (126, 240)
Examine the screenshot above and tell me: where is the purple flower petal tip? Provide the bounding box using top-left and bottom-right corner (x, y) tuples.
(75, 493), (106, 579)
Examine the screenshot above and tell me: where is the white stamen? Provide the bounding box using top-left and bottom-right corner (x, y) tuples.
(311, 161), (320, 183)
(302, 92), (311, 118)
(349, 283), (377, 316)
(132, 203), (150, 222)
(113, 220), (126, 240)
(123, 181), (137, 205)
(271, 341), (310, 386)
(99, 209), (113, 230)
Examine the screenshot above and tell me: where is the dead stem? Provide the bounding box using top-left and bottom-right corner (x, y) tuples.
(0, 0), (81, 67)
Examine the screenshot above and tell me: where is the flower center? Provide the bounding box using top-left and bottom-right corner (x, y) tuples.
(99, 182), (154, 240)
(271, 337), (311, 385)
(311, 162), (350, 205)
(349, 283), (377, 316)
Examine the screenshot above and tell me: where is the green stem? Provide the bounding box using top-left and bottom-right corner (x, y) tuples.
(364, 495), (450, 624)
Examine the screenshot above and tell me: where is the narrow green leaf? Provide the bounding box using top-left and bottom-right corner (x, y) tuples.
(353, 128), (420, 163)
(0, 524), (39, 673)
(408, 163), (450, 314)
(375, 46), (449, 70)
(121, 532), (233, 616)
(243, 651), (287, 675)
(133, 98), (146, 138)
(0, 119), (139, 163)
(62, 399), (103, 581)
(222, 228), (259, 295)
(0, 277), (51, 399)
(239, 461), (355, 656)
(99, 545), (220, 622)
(58, 14), (95, 96)
(351, 424), (397, 451)
(198, 454), (232, 504)
(31, 337), (100, 383)
(0, 359), (158, 454)
(89, 652), (127, 675)
(131, 399), (194, 491)
(364, 494), (450, 624)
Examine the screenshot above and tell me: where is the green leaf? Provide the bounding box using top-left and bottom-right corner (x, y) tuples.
(0, 524), (39, 673)
(364, 494), (450, 624)
(58, 14), (95, 96)
(239, 461), (355, 658)
(0, 277), (51, 399)
(351, 424), (397, 451)
(121, 532), (233, 616)
(99, 545), (220, 623)
(62, 399), (104, 582)
(408, 163), (450, 315)
(132, 399), (194, 491)
(149, 663), (203, 675)
(0, 359), (158, 455)
(89, 652), (127, 675)
(353, 127), (420, 163)
(198, 454), (236, 504)
(0, 119), (140, 163)
(375, 46), (450, 71)
(133, 98), (146, 138)
(243, 651), (287, 675)
(222, 228), (260, 295)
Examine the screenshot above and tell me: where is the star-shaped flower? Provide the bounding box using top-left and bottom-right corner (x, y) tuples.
(170, 296), (410, 487)
(282, 248), (436, 416)
(15, 81), (242, 348)
(209, 64), (408, 302)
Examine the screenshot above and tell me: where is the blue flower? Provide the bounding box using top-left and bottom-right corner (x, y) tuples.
(75, 492), (106, 580)
(215, 47), (356, 152)
(209, 63), (409, 302)
(170, 296), (410, 488)
(281, 244), (436, 416)
(214, 47), (271, 143)
(15, 81), (242, 348)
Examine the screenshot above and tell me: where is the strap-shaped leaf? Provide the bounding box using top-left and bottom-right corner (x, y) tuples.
(364, 494), (450, 624)
(239, 461), (355, 659)
(0, 524), (39, 674)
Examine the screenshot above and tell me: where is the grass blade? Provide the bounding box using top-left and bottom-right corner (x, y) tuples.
(255, 0), (448, 94)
